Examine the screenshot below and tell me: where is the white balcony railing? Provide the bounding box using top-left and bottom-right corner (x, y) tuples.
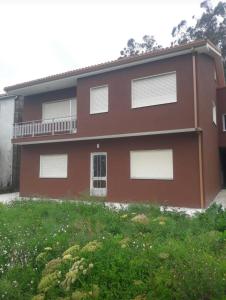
(13, 116), (76, 138)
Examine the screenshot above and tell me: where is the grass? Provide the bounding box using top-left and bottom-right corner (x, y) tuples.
(0, 200), (226, 299)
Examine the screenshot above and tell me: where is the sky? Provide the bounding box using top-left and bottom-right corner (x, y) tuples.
(0, 0), (219, 93)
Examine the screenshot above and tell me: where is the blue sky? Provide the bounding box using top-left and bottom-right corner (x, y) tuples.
(0, 0), (219, 92)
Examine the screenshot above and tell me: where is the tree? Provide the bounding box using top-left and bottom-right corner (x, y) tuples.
(172, 0), (226, 75)
(120, 35), (162, 57)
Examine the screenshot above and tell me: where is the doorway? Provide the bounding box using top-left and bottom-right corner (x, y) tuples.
(90, 153), (107, 197)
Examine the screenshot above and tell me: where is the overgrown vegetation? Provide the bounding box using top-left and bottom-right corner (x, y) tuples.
(0, 200), (226, 299)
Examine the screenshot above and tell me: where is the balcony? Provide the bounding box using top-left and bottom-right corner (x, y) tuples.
(13, 116), (76, 139)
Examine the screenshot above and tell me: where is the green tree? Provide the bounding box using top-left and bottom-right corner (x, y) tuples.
(120, 35), (162, 57)
(172, 0), (226, 75)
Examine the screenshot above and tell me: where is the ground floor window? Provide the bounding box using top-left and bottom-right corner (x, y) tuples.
(39, 154), (68, 178)
(130, 149), (173, 180)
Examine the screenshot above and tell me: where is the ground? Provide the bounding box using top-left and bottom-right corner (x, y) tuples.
(0, 199), (226, 300)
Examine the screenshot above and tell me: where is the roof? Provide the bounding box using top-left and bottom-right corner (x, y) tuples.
(0, 93), (17, 100)
(4, 39), (222, 96)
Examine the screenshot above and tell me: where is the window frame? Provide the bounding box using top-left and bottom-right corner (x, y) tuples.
(42, 98), (77, 121)
(131, 71), (177, 109)
(39, 154), (68, 179)
(90, 85), (109, 115)
(130, 149), (174, 180)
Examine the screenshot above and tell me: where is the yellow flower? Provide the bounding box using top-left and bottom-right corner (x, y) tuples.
(44, 247), (52, 252)
(131, 214), (149, 225)
(62, 254), (73, 261)
(31, 295), (45, 300)
(159, 221), (165, 225)
(38, 271), (61, 293)
(42, 258), (62, 276)
(158, 252), (169, 259)
(63, 245), (80, 257)
(121, 214), (128, 219)
(71, 290), (87, 300)
(81, 240), (102, 253)
(133, 280), (144, 286)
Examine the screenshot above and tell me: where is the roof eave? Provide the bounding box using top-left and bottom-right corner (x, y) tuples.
(5, 41), (221, 97)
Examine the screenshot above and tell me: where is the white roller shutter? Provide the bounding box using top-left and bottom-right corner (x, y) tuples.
(39, 154), (68, 178)
(132, 72), (177, 108)
(42, 99), (76, 121)
(90, 85), (108, 114)
(130, 149), (173, 180)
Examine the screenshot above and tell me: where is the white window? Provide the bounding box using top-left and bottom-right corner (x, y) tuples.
(42, 98), (77, 121)
(39, 154), (68, 178)
(130, 149), (173, 180)
(222, 114), (226, 131)
(213, 102), (217, 125)
(90, 85), (108, 114)
(132, 72), (177, 108)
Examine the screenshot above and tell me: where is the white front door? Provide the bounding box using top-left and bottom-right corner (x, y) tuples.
(90, 153), (107, 197)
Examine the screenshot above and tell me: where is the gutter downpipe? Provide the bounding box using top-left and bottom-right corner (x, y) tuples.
(192, 51), (205, 208)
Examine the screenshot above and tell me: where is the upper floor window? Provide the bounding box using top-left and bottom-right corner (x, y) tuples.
(42, 98), (77, 121)
(90, 85), (108, 114)
(212, 102), (217, 125)
(131, 72), (177, 108)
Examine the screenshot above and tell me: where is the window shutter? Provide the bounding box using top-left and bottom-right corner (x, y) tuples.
(132, 72), (177, 108)
(130, 150), (173, 180)
(90, 86), (108, 114)
(42, 99), (75, 121)
(40, 154), (68, 178)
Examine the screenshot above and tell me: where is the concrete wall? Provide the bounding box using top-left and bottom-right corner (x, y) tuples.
(0, 96), (15, 188)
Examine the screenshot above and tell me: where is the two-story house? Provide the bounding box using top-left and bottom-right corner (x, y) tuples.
(4, 40), (226, 208)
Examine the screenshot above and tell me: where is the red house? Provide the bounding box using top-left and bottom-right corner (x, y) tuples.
(5, 40), (226, 208)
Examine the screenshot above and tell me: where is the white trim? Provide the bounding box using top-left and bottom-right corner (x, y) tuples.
(90, 152), (107, 197)
(206, 44), (222, 57)
(222, 114), (226, 131)
(13, 128), (201, 145)
(39, 154), (68, 179)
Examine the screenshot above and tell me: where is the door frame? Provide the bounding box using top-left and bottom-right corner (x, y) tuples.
(90, 152), (107, 197)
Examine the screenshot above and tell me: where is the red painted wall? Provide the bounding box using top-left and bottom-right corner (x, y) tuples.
(21, 54), (195, 140)
(20, 133), (201, 208)
(196, 54), (221, 206)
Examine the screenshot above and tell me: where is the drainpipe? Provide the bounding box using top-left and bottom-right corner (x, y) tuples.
(192, 52), (205, 209)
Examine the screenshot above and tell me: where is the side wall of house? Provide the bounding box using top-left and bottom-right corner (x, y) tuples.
(0, 97), (15, 188)
(197, 54), (221, 207)
(217, 87), (226, 147)
(20, 133), (201, 208)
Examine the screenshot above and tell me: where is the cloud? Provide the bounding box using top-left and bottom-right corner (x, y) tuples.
(0, 0), (217, 92)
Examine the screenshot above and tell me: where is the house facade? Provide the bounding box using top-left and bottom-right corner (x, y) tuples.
(5, 40), (226, 208)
